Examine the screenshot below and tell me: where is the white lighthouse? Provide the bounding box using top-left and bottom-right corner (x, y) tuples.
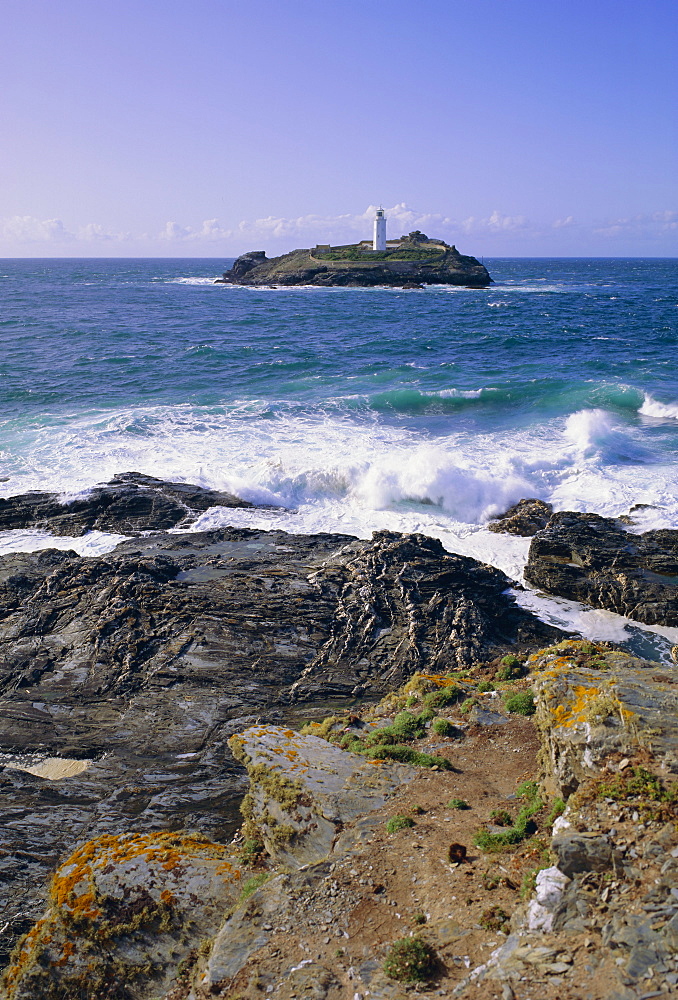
(373, 207), (386, 251)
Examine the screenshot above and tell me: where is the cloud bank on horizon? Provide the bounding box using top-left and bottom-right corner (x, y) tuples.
(2, 204), (676, 258)
(2, 1), (676, 258)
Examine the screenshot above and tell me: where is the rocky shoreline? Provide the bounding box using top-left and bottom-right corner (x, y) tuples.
(0, 477), (676, 998)
(215, 235), (492, 288)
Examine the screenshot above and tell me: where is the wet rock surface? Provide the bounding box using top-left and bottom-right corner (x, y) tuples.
(0, 523), (562, 964)
(488, 498), (553, 537)
(0, 471), (253, 536)
(525, 510), (678, 626)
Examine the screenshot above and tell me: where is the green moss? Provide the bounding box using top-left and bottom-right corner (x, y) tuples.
(431, 717), (456, 737)
(496, 657), (523, 681)
(386, 815), (415, 834)
(383, 937), (437, 983)
(238, 872), (271, 904)
(423, 685), (463, 710)
(476, 680), (495, 693)
(448, 798), (470, 810)
(474, 780), (543, 852)
(363, 744), (451, 769)
(460, 697), (479, 715)
(504, 690), (535, 715)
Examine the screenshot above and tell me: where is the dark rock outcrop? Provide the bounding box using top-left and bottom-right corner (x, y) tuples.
(0, 526), (563, 959)
(215, 242), (491, 288)
(525, 511), (678, 626)
(0, 471), (252, 536)
(488, 498), (553, 537)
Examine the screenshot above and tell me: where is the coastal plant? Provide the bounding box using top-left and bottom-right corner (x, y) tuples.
(504, 690), (536, 716)
(423, 685), (463, 710)
(364, 745), (452, 769)
(597, 766), (678, 821)
(383, 937), (437, 982)
(239, 838), (265, 865)
(474, 780), (543, 852)
(496, 655), (524, 681)
(412, 912), (427, 925)
(386, 815), (415, 834)
(477, 679), (495, 693)
(479, 905), (510, 932)
(238, 872), (270, 904)
(460, 697), (479, 715)
(546, 798), (566, 827)
(489, 809), (513, 827)
(448, 798), (470, 810)
(431, 717), (456, 737)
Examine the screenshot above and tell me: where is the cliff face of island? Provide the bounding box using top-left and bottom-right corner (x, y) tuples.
(215, 232), (492, 288)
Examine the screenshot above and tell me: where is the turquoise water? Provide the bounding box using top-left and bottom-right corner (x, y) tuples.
(0, 256), (676, 656)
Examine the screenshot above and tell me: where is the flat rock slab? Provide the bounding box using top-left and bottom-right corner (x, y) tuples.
(230, 724), (416, 867)
(2, 831), (243, 1000)
(525, 510), (678, 626)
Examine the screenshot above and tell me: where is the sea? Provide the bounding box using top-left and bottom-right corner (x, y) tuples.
(1, 256), (677, 662)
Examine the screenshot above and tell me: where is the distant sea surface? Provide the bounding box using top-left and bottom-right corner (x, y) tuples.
(1, 257), (677, 659)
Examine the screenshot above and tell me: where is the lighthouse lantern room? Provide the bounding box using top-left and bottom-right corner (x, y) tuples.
(373, 208), (386, 251)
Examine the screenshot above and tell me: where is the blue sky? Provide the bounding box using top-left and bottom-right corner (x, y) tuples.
(1, 0), (676, 256)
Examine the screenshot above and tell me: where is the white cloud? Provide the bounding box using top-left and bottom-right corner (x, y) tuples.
(1, 215), (74, 243)
(593, 210), (678, 239)
(1, 204), (676, 255)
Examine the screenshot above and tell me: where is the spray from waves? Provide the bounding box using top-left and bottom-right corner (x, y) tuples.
(563, 408), (656, 463)
(639, 393), (678, 420)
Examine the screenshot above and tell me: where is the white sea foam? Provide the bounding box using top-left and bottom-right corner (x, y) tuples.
(639, 393), (678, 420)
(0, 529), (127, 557)
(170, 277), (220, 286)
(511, 588), (678, 665)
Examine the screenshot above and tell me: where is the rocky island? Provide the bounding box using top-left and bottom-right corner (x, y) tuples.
(215, 226), (492, 289)
(0, 476), (676, 999)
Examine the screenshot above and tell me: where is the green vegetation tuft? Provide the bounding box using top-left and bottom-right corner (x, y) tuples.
(460, 697), (479, 715)
(476, 679), (495, 693)
(431, 717), (456, 737)
(238, 872), (270, 904)
(479, 905), (510, 931)
(504, 690), (536, 715)
(239, 838), (265, 864)
(489, 809), (513, 827)
(423, 685), (463, 710)
(448, 798), (470, 810)
(474, 780), (543, 852)
(546, 798), (566, 827)
(383, 936), (437, 983)
(386, 815), (415, 834)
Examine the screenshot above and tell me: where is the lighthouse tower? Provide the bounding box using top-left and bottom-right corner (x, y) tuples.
(373, 208), (386, 251)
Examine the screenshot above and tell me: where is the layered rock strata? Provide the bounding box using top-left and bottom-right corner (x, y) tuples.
(0, 514), (562, 962)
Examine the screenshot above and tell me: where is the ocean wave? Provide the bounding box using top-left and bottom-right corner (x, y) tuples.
(563, 408), (655, 463)
(170, 277), (220, 285)
(639, 393), (678, 420)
